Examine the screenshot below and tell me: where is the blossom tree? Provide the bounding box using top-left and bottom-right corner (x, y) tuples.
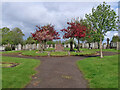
(61, 21), (87, 51)
(31, 24), (60, 51)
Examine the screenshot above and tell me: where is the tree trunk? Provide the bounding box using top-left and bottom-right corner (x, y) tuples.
(98, 42), (99, 49)
(78, 38), (80, 51)
(89, 43), (90, 49)
(70, 40), (73, 51)
(100, 36), (103, 58)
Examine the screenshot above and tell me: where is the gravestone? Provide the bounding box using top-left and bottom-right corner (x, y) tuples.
(55, 44), (64, 51)
(32, 44), (36, 50)
(18, 44), (21, 50)
(103, 43), (107, 49)
(22, 45), (25, 50)
(73, 44), (75, 48)
(64, 44), (66, 48)
(68, 44), (70, 48)
(82, 43), (85, 48)
(94, 42), (98, 49)
(37, 44), (41, 50)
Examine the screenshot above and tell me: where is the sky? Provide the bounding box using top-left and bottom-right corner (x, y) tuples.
(1, 1), (119, 43)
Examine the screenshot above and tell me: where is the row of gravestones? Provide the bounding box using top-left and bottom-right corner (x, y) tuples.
(16, 44), (54, 50)
(1, 42), (120, 51)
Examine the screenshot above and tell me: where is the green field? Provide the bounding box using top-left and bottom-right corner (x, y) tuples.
(77, 55), (118, 88)
(2, 56), (40, 88)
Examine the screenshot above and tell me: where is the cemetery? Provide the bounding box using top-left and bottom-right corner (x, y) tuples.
(1, 1), (120, 89)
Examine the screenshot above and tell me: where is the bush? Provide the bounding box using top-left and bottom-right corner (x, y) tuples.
(5, 46), (12, 51)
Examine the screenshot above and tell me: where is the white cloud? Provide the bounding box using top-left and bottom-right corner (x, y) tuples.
(114, 33), (118, 36)
(2, 2), (118, 40)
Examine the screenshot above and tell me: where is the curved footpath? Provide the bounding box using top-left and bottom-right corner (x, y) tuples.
(2, 51), (119, 88)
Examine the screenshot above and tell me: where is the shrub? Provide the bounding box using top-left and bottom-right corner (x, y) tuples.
(5, 46), (12, 51)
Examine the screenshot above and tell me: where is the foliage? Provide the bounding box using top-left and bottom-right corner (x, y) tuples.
(111, 35), (120, 42)
(50, 51), (68, 56)
(46, 41), (55, 45)
(1, 27), (24, 45)
(22, 50), (48, 56)
(25, 36), (36, 44)
(61, 20), (87, 51)
(5, 46), (12, 51)
(2, 56), (40, 88)
(85, 2), (119, 58)
(1, 27), (10, 45)
(70, 50), (96, 56)
(77, 55), (118, 88)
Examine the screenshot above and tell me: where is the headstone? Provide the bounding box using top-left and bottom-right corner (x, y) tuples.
(103, 43), (107, 49)
(25, 44), (29, 50)
(32, 44), (36, 50)
(92, 43), (95, 49)
(82, 43), (84, 48)
(37, 44), (41, 50)
(22, 45), (25, 50)
(18, 44), (21, 50)
(50, 44), (53, 48)
(15, 47), (18, 51)
(73, 44), (75, 48)
(118, 42), (120, 50)
(64, 44), (66, 48)
(55, 44), (64, 51)
(68, 44), (70, 48)
(94, 42), (98, 49)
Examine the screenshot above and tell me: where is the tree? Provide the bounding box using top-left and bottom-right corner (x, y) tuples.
(61, 21), (87, 51)
(111, 35), (120, 42)
(85, 2), (119, 58)
(26, 36), (36, 44)
(1, 27), (24, 45)
(10, 27), (25, 45)
(31, 24), (60, 51)
(1, 27), (10, 45)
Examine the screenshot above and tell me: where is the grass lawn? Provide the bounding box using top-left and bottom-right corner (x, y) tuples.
(70, 50), (96, 56)
(1, 50), (23, 54)
(2, 56), (40, 88)
(77, 55), (118, 88)
(22, 50), (48, 56)
(50, 51), (68, 56)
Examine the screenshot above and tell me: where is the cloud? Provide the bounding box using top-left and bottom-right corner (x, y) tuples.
(2, 2), (118, 40)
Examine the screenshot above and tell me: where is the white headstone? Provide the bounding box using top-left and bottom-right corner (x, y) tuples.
(68, 44), (70, 48)
(18, 44), (21, 50)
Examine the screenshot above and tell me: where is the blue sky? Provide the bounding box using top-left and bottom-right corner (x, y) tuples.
(1, 1), (119, 43)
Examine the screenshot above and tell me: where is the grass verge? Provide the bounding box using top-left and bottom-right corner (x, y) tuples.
(50, 51), (68, 56)
(77, 55), (118, 88)
(2, 56), (40, 88)
(22, 50), (48, 56)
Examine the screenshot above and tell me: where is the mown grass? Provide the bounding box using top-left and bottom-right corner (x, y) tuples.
(1, 50), (23, 54)
(22, 50), (48, 56)
(77, 55), (118, 88)
(70, 51), (96, 56)
(50, 51), (68, 56)
(2, 56), (40, 88)
(64, 48), (118, 52)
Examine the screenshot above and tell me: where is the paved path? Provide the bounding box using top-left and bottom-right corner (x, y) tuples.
(2, 51), (119, 88)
